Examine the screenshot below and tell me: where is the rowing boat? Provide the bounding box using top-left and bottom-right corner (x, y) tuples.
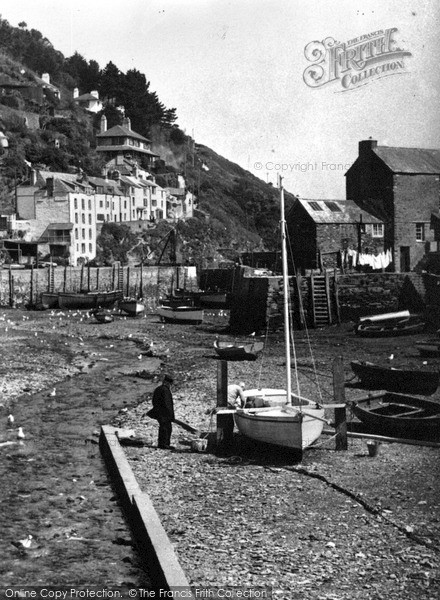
(355, 312), (425, 337)
(157, 305), (204, 325)
(350, 360), (440, 395)
(349, 391), (440, 439)
(214, 339), (264, 361)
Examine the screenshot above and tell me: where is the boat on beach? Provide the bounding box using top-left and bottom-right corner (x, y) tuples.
(354, 310), (425, 337)
(234, 177), (325, 452)
(350, 360), (440, 396)
(118, 299), (145, 317)
(57, 290), (123, 310)
(214, 338), (264, 361)
(157, 305), (204, 324)
(349, 391), (440, 439)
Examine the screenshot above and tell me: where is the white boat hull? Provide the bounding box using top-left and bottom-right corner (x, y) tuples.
(234, 389), (325, 450)
(157, 305), (204, 324)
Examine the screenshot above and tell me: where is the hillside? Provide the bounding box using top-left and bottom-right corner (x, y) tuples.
(0, 16), (297, 263)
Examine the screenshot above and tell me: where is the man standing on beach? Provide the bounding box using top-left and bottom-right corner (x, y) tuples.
(148, 374), (175, 449)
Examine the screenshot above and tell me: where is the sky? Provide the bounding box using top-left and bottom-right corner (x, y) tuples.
(1, 0), (439, 198)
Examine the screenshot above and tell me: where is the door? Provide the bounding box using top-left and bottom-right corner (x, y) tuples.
(400, 246), (410, 272)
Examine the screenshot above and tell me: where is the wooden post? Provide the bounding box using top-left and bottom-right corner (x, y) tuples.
(8, 269), (14, 307)
(87, 265), (91, 292)
(80, 264), (84, 291)
(29, 265), (34, 306)
(126, 267), (130, 297)
(63, 266), (67, 292)
(216, 361), (234, 452)
(333, 269), (341, 324)
(112, 264), (115, 290)
(96, 267), (100, 291)
(140, 263), (143, 299)
(333, 356), (347, 451)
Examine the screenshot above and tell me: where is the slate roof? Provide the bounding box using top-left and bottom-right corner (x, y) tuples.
(293, 199), (382, 224)
(96, 124), (150, 143)
(374, 146), (440, 174)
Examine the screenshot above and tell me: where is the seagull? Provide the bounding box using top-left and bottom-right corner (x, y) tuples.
(12, 534), (33, 549)
(388, 354), (394, 361)
(7, 414), (14, 424)
(49, 388), (56, 397)
(17, 427), (25, 440)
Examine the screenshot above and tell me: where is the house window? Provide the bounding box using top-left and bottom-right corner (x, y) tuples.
(74, 198), (78, 209)
(308, 202), (323, 211)
(82, 228), (85, 238)
(97, 214), (104, 221)
(88, 214), (92, 225)
(81, 243), (86, 253)
(89, 229), (92, 239)
(81, 214), (85, 224)
(74, 214), (78, 224)
(81, 198), (85, 210)
(372, 224), (384, 238)
(88, 199), (91, 210)
(325, 201), (342, 212)
(75, 229), (78, 240)
(416, 223), (425, 242)
(89, 243), (92, 252)
(99, 200), (103, 208)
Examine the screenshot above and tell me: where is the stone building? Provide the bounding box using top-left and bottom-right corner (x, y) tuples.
(286, 198), (384, 272)
(346, 139), (440, 272)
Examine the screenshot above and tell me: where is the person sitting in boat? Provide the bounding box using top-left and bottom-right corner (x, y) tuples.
(147, 374), (175, 449)
(227, 381), (246, 409)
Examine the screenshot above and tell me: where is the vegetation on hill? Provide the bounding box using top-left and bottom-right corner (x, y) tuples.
(0, 16), (297, 264)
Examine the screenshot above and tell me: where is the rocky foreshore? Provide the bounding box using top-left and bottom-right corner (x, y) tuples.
(0, 307), (439, 598)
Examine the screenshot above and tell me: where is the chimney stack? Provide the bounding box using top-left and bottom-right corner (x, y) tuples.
(359, 138), (378, 155)
(100, 114), (107, 133)
(122, 116), (131, 130)
(73, 88), (79, 99)
(41, 73), (50, 84)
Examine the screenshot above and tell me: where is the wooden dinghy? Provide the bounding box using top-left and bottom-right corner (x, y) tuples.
(350, 360), (440, 396)
(93, 311), (114, 324)
(119, 299), (145, 317)
(214, 339), (264, 361)
(58, 290), (123, 310)
(355, 311), (425, 337)
(157, 305), (204, 325)
(349, 391), (440, 439)
(235, 389), (326, 450)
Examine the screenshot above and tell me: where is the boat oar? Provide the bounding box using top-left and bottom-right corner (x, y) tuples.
(173, 418), (199, 435)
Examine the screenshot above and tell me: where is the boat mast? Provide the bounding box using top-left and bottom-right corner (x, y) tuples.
(279, 175), (292, 406)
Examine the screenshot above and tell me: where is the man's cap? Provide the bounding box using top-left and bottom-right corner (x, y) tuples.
(164, 374), (174, 383)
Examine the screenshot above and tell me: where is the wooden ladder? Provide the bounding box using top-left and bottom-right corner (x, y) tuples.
(310, 272), (332, 328)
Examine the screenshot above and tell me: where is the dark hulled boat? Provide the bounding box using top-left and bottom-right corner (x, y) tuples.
(350, 360), (440, 396)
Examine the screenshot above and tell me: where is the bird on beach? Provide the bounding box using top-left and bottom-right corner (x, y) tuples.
(17, 427), (25, 440)
(7, 414), (14, 425)
(12, 534), (33, 549)
(49, 388), (56, 397)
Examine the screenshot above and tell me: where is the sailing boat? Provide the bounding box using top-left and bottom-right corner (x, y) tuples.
(234, 177), (325, 451)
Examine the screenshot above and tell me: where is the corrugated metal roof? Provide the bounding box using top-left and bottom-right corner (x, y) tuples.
(295, 199), (382, 224)
(374, 146), (440, 174)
